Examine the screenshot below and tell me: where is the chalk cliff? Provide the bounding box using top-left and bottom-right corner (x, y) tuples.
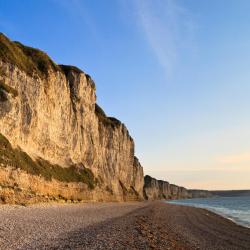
(143, 175), (213, 200)
(0, 33), (212, 204)
(189, 189), (213, 198)
(0, 33), (144, 204)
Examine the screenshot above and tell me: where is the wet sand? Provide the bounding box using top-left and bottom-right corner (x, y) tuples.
(0, 201), (249, 249)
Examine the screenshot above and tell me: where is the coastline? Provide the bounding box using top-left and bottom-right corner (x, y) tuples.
(194, 206), (250, 229)
(0, 201), (250, 249)
(166, 197), (250, 229)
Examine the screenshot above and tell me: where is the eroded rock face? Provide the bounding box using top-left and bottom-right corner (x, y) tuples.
(144, 175), (190, 200)
(0, 33), (144, 203)
(143, 175), (212, 200)
(188, 189), (213, 198)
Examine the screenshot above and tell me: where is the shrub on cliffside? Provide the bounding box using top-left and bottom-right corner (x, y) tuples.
(0, 133), (96, 189)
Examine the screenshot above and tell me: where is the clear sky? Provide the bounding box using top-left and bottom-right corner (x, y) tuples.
(1, 0), (250, 190)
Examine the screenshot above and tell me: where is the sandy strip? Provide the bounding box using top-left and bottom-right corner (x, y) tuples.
(0, 201), (249, 249)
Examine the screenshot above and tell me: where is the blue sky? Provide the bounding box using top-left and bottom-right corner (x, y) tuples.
(1, 0), (250, 189)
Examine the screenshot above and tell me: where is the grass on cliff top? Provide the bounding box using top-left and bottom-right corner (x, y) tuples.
(59, 65), (96, 90)
(0, 33), (61, 78)
(0, 133), (95, 189)
(0, 33), (96, 90)
(59, 65), (84, 75)
(95, 104), (121, 128)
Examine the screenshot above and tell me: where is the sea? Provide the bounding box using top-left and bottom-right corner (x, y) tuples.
(166, 196), (250, 228)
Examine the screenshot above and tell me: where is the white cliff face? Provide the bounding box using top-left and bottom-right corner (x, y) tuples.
(0, 34), (144, 202)
(143, 175), (213, 200)
(143, 176), (182, 200)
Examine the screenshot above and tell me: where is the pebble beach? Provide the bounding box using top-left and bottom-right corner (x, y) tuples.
(0, 201), (250, 249)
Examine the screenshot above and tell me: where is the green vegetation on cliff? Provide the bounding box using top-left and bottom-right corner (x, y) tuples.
(95, 104), (121, 128)
(0, 133), (95, 189)
(0, 33), (97, 91)
(0, 33), (60, 77)
(59, 65), (83, 75)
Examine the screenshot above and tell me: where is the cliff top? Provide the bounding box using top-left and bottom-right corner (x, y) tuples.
(0, 33), (60, 77)
(144, 175), (169, 185)
(0, 32), (125, 130)
(95, 103), (125, 129)
(0, 33), (84, 79)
